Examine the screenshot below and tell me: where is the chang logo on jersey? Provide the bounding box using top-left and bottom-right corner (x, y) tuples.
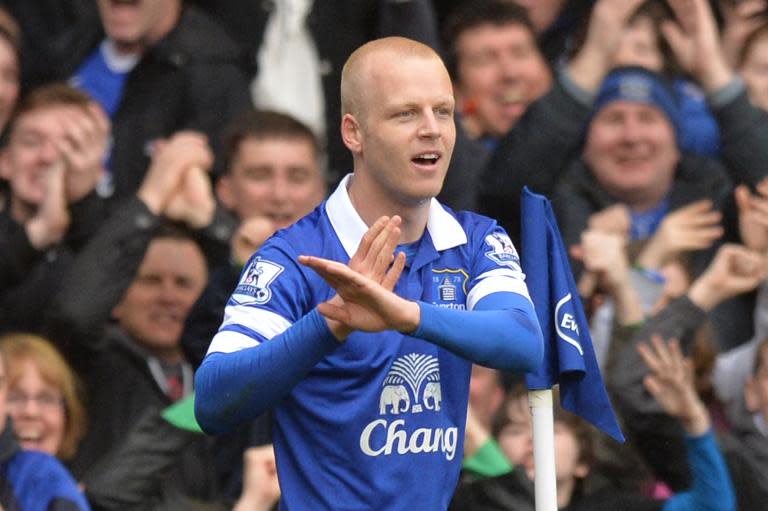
(431, 269), (468, 310)
(359, 353), (458, 461)
(484, 232), (521, 270)
(232, 257), (284, 305)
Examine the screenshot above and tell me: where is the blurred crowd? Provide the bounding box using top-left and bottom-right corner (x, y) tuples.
(1, 0), (768, 509)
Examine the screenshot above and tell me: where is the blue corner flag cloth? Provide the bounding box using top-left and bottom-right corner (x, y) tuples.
(521, 188), (625, 442)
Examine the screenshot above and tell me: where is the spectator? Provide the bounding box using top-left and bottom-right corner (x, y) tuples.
(0, 83), (109, 334)
(0, 333), (86, 464)
(477, 0), (646, 244)
(453, 338), (737, 511)
(54, 0), (252, 199)
(182, 110), (327, 369)
(189, 0), (440, 186)
(0, 342), (91, 511)
(43, 131), (219, 504)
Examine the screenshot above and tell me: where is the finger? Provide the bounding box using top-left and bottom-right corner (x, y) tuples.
(637, 342), (663, 374)
(756, 177), (768, 197)
(685, 210), (722, 227)
(368, 217), (401, 280)
(738, 0), (768, 19)
(381, 251), (406, 291)
(642, 374), (663, 400)
(660, 20), (691, 62)
(650, 335), (674, 370)
(300, 255), (365, 291)
(317, 301), (351, 324)
(351, 216), (389, 268)
(735, 184), (752, 212)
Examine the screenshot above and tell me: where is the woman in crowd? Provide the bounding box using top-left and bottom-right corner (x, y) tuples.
(0, 332), (87, 464)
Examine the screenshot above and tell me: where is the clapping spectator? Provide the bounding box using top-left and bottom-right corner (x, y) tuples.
(0, 84), (109, 334)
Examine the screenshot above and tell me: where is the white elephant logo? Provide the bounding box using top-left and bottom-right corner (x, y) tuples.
(422, 381), (442, 411)
(379, 384), (410, 414)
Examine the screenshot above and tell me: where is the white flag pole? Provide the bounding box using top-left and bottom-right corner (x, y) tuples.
(529, 388), (558, 511)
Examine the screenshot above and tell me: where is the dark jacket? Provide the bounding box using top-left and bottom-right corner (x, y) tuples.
(33, 5), (252, 200)
(0, 193), (108, 334)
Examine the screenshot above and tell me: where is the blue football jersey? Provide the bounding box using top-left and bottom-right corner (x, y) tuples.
(207, 175), (532, 510)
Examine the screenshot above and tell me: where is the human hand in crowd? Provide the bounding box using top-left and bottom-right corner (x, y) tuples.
(687, 243), (766, 311)
(55, 102), (109, 203)
(137, 131), (213, 220)
(719, 0), (768, 69)
(233, 445), (281, 511)
(735, 179), (768, 253)
(638, 336), (710, 436)
(299, 216), (414, 340)
(636, 200), (723, 270)
(24, 160), (71, 249)
(587, 204), (631, 236)
(164, 163), (216, 229)
(568, 0), (647, 92)
(231, 217), (277, 266)
(662, 0), (735, 91)
(573, 229), (644, 325)
(464, 403), (491, 460)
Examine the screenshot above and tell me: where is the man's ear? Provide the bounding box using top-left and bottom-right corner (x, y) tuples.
(574, 462), (590, 479)
(215, 175), (235, 211)
(341, 113), (362, 154)
(745, 377), (760, 413)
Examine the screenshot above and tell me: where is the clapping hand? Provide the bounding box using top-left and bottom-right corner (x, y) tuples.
(636, 200), (723, 270)
(735, 178), (768, 253)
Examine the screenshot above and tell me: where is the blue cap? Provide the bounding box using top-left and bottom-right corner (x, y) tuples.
(592, 66), (681, 143)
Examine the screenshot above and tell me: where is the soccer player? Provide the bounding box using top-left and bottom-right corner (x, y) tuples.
(195, 36), (544, 510)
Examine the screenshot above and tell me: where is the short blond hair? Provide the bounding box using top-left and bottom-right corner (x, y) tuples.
(340, 36), (443, 120)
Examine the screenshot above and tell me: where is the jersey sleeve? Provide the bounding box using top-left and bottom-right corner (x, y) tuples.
(206, 238), (310, 356)
(466, 223), (532, 310)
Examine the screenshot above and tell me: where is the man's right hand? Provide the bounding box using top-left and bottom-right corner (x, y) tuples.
(300, 216), (413, 341)
(25, 160), (70, 250)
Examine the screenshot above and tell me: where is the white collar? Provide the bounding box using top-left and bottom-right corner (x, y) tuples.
(325, 174), (468, 258)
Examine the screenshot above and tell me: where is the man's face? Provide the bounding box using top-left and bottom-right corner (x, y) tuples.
(112, 237), (207, 360)
(497, 395), (587, 485)
(349, 54), (456, 207)
(97, 0), (173, 50)
(583, 101), (679, 208)
(0, 106), (74, 209)
(740, 35), (768, 111)
(455, 23), (551, 138)
(7, 359), (65, 457)
(217, 137), (325, 228)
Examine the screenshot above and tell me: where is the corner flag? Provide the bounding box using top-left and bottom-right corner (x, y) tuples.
(521, 188), (624, 442)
